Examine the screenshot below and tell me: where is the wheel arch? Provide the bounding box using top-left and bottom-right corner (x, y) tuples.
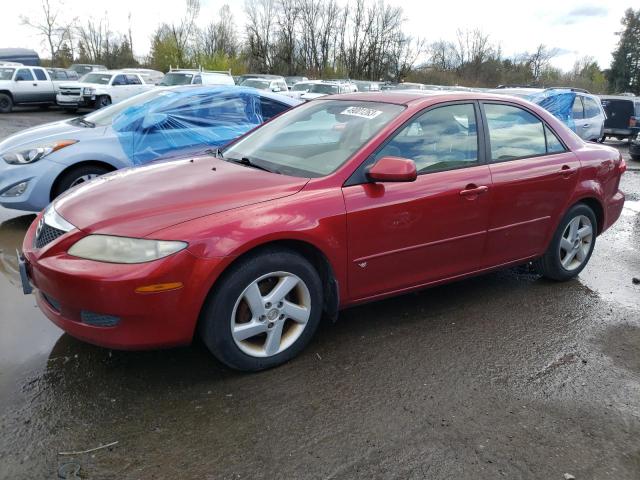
(199, 238), (340, 328)
(573, 196), (604, 235)
(50, 160), (117, 201)
(0, 90), (14, 100)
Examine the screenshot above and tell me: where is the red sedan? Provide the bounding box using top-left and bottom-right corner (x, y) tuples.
(20, 92), (626, 371)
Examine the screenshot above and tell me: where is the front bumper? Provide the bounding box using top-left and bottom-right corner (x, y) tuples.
(22, 217), (226, 350)
(0, 158), (67, 211)
(56, 94), (95, 108)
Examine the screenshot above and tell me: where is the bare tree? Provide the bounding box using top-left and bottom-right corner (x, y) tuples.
(245, 0), (277, 72)
(201, 4), (238, 58)
(21, 0), (76, 66)
(528, 44), (558, 81)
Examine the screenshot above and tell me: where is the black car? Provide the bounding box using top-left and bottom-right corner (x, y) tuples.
(599, 95), (640, 142)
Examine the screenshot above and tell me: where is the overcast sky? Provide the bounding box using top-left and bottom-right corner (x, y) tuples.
(1, 0), (631, 71)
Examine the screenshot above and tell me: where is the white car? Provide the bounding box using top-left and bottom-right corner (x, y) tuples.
(158, 69), (234, 86)
(56, 70), (154, 111)
(300, 81), (356, 101)
(122, 68), (165, 85)
(0, 65), (57, 113)
(280, 80), (320, 99)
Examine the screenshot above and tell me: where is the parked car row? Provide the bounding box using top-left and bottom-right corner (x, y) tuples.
(12, 90), (626, 372)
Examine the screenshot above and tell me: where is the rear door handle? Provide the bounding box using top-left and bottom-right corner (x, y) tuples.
(560, 165), (577, 177)
(582, 124), (590, 128)
(459, 185), (488, 197)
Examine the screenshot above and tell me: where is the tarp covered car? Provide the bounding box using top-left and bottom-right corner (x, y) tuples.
(0, 86), (301, 211)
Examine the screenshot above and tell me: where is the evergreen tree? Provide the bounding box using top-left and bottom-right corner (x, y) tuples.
(608, 8), (640, 94)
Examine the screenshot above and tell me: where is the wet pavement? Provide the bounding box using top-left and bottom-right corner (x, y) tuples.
(0, 113), (639, 479)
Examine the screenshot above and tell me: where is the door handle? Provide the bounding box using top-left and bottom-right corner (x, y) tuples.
(559, 165), (576, 177)
(32, 83), (38, 86)
(582, 124), (590, 128)
(459, 185), (489, 197)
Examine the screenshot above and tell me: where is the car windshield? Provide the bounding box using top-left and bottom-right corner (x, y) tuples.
(82, 89), (167, 126)
(81, 73), (112, 85)
(0, 68), (14, 80)
(308, 84), (339, 94)
(223, 100), (404, 178)
(159, 73), (194, 86)
(241, 79), (271, 89)
(293, 82), (313, 91)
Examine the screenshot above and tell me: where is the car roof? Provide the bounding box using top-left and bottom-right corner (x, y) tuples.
(161, 85), (302, 106)
(599, 95), (639, 101)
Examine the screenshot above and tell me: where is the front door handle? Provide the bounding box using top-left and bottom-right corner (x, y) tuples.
(459, 185), (489, 198)
(582, 124), (590, 128)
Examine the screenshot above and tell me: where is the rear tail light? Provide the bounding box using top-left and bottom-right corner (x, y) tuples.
(630, 116), (637, 128)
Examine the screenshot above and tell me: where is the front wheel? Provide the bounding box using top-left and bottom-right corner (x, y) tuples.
(95, 95), (111, 109)
(52, 164), (111, 198)
(535, 204), (597, 281)
(199, 249), (323, 371)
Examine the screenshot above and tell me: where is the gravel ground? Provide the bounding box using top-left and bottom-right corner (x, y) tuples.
(0, 110), (638, 479)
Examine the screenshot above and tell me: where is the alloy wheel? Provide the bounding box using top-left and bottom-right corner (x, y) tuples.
(558, 215), (593, 271)
(69, 173), (101, 188)
(230, 271), (311, 358)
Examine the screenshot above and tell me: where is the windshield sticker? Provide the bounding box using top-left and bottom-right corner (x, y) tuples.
(340, 106), (383, 119)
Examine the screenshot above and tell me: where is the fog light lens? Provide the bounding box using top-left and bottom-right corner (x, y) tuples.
(1, 181), (28, 197)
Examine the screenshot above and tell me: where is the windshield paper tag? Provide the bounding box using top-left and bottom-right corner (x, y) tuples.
(340, 107), (382, 119)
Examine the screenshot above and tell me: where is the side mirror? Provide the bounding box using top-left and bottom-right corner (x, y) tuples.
(366, 156), (417, 183)
(271, 86), (280, 92)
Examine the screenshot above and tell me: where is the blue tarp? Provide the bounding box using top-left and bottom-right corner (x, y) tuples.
(525, 89), (577, 132)
(111, 86), (265, 165)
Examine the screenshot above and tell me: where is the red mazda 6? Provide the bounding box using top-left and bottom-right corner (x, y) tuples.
(20, 92), (626, 371)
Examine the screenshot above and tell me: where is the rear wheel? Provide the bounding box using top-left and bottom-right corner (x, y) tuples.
(0, 93), (13, 113)
(52, 164), (111, 198)
(199, 249), (323, 371)
(535, 204), (596, 281)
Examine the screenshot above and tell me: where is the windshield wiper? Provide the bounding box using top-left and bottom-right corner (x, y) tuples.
(72, 117), (95, 128)
(204, 147), (224, 159)
(224, 156), (276, 173)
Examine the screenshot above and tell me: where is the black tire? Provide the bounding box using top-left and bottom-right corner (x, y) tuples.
(199, 248), (323, 371)
(52, 164), (111, 198)
(535, 203), (597, 281)
(0, 93), (13, 113)
(95, 95), (111, 109)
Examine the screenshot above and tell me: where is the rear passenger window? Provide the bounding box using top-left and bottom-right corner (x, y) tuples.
(259, 98), (289, 121)
(126, 75), (141, 85)
(484, 104), (546, 160)
(583, 97), (601, 118)
(572, 97), (584, 120)
(376, 103), (479, 174)
(33, 69), (47, 81)
(193, 75), (202, 84)
(15, 69), (34, 81)
(545, 125), (566, 154)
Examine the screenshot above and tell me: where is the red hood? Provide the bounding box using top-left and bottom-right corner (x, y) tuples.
(55, 157), (309, 237)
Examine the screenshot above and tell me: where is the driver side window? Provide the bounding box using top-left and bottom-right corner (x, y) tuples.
(16, 69), (34, 81)
(375, 103), (479, 174)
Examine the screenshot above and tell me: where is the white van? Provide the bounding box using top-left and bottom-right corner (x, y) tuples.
(158, 69), (235, 87)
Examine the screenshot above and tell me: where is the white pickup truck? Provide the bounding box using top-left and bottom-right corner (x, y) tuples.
(56, 70), (154, 111)
(0, 65), (57, 113)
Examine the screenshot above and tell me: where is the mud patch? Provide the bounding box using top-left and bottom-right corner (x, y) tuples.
(599, 324), (640, 374)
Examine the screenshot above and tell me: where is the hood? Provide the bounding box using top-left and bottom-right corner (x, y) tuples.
(55, 156), (310, 237)
(0, 120), (106, 154)
(58, 81), (102, 89)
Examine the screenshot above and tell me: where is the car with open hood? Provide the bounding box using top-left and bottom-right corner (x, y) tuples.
(20, 91), (626, 371)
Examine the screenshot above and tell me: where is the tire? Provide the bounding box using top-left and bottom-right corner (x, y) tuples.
(0, 93), (13, 113)
(535, 203), (597, 281)
(52, 164), (111, 198)
(95, 95), (111, 109)
(199, 248), (324, 371)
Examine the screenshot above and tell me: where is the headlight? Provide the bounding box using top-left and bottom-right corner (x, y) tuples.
(83, 87), (95, 95)
(2, 140), (77, 165)
(68, 235), (188, 263)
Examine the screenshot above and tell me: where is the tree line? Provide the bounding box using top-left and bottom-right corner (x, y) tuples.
(22, 1), (640, 94)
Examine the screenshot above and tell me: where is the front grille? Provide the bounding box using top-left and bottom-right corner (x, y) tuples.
(34, 223), (65, 249)
(60, 88), (81, 96)
(81, 311), (120, 327)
